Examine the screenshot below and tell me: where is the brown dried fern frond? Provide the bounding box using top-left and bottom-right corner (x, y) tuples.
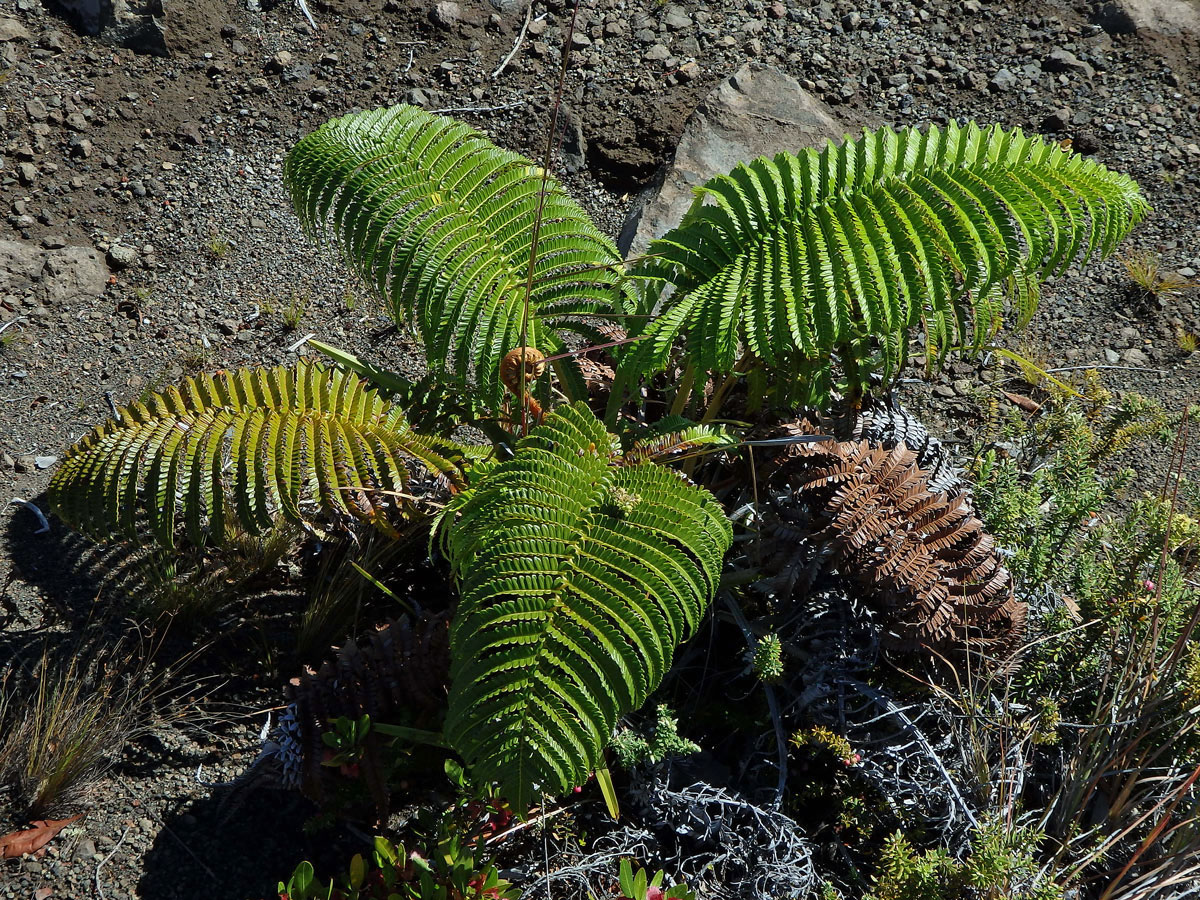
(282, 612), (450, 819)
(766, 423), (1026, 666)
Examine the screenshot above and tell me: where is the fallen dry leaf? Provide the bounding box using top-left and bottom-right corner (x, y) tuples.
(1002, 390), (1042, 414)
(34, 888), (53, 900)
(0, 814), (83, 859)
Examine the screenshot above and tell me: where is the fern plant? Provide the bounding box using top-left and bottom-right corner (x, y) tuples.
(49, 359), (473, 549)
(618, 121), (1147, 408)
(285, 105), (633, 408)
(46, 102), (1148, 818)
(440, 402), (730, 808)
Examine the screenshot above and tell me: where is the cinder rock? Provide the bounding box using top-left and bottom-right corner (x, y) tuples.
(1041, 107), (1072, 131)
(430, 1), (488, 29)
(1043, 48), (1094, 77)
(619, 64), (854, 258)
(106, 244), (139, 270)
(0, 241), (106, 307)
(0, 17), (32, 42)
(988, 67), (1018, 92)
(558, 107), (587, 175)
(24, 97), (48, 121)
(265, 50), (292, 74)
(53, 0), (169, 54)
(175, 121), (204, 146)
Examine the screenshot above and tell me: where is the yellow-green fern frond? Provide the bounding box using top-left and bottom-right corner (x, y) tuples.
(622, 122), (1148, 397)
(441, 402), (731, 809)
(49, 360), (474, 550)
(284, 104), (632, 408)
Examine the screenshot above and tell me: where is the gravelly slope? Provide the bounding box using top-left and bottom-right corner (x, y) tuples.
(0, 0), (1197, 895)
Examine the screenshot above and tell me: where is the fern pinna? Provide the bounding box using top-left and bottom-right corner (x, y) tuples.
(284, 104), (632, 408)
(765, 424), (1025, 663)
(620, 122), (1148, 404)
(48, 360), (472, 549)
(441, 403), (731, 809)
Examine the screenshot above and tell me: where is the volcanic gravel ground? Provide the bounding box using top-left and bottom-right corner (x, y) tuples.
(0, 0), (1198, 895)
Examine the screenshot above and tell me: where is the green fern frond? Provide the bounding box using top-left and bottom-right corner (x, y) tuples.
(622, 122), (1148, 395)
(441, 403), (731, 808)
(622, 416), (739, 464)
(49, 360), (473, 550)
(284, 104), (631, 408)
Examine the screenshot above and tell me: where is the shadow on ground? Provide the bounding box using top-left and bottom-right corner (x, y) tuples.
(136, 787), (359, 900)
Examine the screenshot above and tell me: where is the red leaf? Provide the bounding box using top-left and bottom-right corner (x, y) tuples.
(0, 815), (83, 859)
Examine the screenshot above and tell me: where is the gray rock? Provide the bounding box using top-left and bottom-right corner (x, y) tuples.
(558, 108), (587, 175)
(487, 0), (529, 15)
(430, 1), (488, 29)
(1093, 0), (1199, 35)
(264, 50), (292, 73)
(0, 17), (32, 42)
(405, 87), (438, 108)
(106, 244), (139, 270)
(40, 245), (108, 304)
(175, 121), (204, 146)
(663, 6), (692, 30)
(69, 136), (94, 158)
(25, 97), (48, 121)
(17, 162), (37, 185)
(1041, 107), (1072, 131)
(988, 67), (1018, 92)
(1043, 48), (1094, 77)
(619, 64), (853, 259)
(55, 0), (170, 53)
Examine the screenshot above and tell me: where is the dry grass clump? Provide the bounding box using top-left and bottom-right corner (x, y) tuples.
(0, 637), (181, 821)
(1121, 249), (1197, 302)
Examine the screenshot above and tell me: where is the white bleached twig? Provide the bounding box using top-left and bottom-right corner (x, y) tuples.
(94, 825), (131, 900)
(430, 102), (526, 115)
(492, 4), (533, 80)
(295, 0), (316, 29)
(9, 498), (50, 534)
(287, 332), (316, 353)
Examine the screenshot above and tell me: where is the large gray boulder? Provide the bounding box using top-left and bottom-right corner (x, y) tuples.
(51, 0), (168, 55)
(0, 240), (107, 309)
(1092, 0), (1200, 36)
(618, 64), (854, 260)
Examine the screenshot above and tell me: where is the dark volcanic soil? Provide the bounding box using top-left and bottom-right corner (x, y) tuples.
(1, 0), (1198, 896)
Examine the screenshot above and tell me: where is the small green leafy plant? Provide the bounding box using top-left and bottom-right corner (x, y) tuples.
(609, 704), (700, 770)
(614, 859), (694, 900)
(865, 820), (1063, 900)
(279, 834), (516, 900)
